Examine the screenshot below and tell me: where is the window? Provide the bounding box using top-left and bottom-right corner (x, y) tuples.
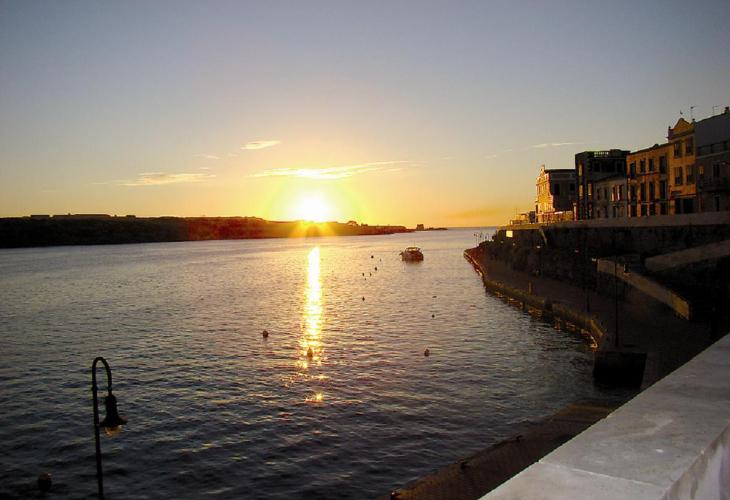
(640, 182), (646, 200)
(640, 204), (647, 216)
(553, 183), (561, 196)
(588, 183), (593, 196)
(649, 182), (655, 201)
(612, 186), (617, 201)
(629, 162), (636, 177)
(596, 187), (601, 200)
(604, 187), (609, 200)
(686, 137), (693, 155)
(569, 183), (575, 192)
(630, 184), (636, 200)
(686, 165), (694, 184)
(649, 158), (655, 172)
(659, 181), (667, 199)
(631, 205), (637, 217)
(660, 202), (667, 215)
(640, 159), (646, 173)
(674, 141), (682, 158)
(674, 167), (683, 185)
(579, 185), (584, 197)
(649, 204), (656, 216)
(659, 155), (667, 173)
(699, 165), (705, 182)
(619, 185), (624, 200)
(713, 163), (720, 178)
(578, 164), (583, 177)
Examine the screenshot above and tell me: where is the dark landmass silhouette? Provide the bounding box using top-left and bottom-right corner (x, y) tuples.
(0, 215), (412, 248)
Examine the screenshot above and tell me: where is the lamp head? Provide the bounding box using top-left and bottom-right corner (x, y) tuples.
(100, 393), (127, 435)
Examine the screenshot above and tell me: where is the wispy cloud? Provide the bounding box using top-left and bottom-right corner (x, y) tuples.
(530, 141), (583, 149)
(242, 140), (280, 151)
(195, 154), (220, 160)
(122, 172), (214, 186)
(252, 160), (408, 180)
(484, 153), (499, 160)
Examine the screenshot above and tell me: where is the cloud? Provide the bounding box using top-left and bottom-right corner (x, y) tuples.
(195, 154), (220, 160)
(122, 172), (214, 186)
(484, 153), (499, 160)
(530, 141), (583, 149)
(252, 160), (409, 180)
(242, 140), (280, 150)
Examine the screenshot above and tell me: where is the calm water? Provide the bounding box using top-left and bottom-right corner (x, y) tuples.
(0, 229), (629, 499)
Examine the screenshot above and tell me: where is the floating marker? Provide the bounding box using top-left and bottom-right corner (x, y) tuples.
(362, 296), (365, 301)
(262, 330), (269, 338)
(307, 347), (314, 358)
(431, 314), (435, 318)
(424, 348), (430, 357)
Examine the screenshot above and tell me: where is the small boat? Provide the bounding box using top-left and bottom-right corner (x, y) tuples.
(400, 246), (424, 261)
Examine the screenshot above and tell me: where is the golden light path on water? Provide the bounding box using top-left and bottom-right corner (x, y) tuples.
(299, 246), (326, 403)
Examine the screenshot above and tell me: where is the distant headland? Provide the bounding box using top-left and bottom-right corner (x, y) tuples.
(0, 214), (419, 248)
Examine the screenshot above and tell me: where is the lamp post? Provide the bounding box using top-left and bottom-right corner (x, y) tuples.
(92, 357), (127, 500)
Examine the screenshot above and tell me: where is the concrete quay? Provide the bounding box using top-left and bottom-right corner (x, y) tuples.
(482, 334), (730, 500)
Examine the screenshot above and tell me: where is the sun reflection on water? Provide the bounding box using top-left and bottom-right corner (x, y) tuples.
(297, 246), (326, 402)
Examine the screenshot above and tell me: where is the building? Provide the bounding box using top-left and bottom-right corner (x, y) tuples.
(696, 107), (730, 212)
(626, 143), (671, 217)
(593, 174), (628, 218)
(574, 150), (629, 219)
(535, 165), (576, 223)
(667, 118), (696, 214)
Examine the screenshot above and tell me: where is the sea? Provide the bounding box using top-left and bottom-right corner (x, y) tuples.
(0, 228), (630, 499)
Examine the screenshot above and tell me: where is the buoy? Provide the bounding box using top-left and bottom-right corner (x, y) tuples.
(369, 272), (372, 276)
(424, 348), (430, 357)
(37, 473), (52, 492)
(307, 347), (314, 358)
(432, 295), (437, 298)
(262, 330), (269, 338)
(371, 255), (374, 259)
(374, 266), (378, 271)
(362, 296), (365, 301)
(362, 272), (364, 276)
(431, 314), (435, 318)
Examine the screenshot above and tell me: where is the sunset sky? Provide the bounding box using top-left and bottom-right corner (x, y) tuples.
(1, 1), (729, 226)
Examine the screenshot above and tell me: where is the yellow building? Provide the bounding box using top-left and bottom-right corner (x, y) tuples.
(535, 165), (576, 223)
(626, 143), (671, 217)
(667, 118), (696, 214)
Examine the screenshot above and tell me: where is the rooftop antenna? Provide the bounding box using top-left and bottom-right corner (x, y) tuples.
(690, 106), (695, 121)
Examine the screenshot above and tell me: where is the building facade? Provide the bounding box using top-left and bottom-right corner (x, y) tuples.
(626, 143), (671, 217)
(535, 165), (576, 223)
(696, 107), (730, 212)
(667, 118), (696, 214)
(593, 174), (628, 218)
(574, 150), (629, 220)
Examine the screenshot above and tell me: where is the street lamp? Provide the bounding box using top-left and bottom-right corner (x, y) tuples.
(92, 357), (127, 500)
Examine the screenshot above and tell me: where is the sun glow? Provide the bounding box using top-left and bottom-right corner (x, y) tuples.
(294, 195), (330, 222)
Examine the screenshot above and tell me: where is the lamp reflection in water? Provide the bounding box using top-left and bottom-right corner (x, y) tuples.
(91, 356), (127, 500)
(299, 247), (326, 403)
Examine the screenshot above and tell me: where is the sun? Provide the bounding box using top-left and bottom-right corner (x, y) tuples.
(295, 195), (330, 222)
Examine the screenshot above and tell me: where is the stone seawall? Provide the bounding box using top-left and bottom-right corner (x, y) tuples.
(463, 249), (605, 348)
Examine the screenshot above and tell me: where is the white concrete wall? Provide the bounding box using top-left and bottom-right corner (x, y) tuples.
(481, 334), (730, 500)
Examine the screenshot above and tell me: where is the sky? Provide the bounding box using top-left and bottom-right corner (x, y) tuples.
(1, 0), (729, 226)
